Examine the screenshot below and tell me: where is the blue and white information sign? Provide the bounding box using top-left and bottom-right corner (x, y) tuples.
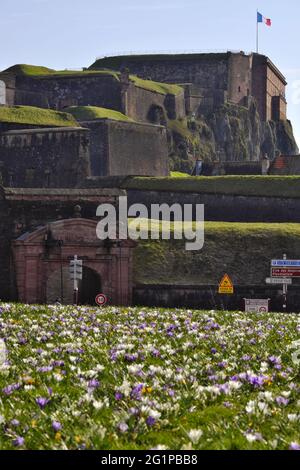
(271, 260), (300, 267)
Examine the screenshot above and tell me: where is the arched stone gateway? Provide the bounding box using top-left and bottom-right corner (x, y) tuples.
(12, 218), (135, 306)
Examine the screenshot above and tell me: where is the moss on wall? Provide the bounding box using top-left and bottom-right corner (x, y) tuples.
(123, 175), (300, 198)
(0, 105), (80, 127)
(64, 106), (134, 122)
(133, 220), (300, 285)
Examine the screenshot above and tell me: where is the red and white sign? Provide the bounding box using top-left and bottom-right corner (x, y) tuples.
(95, 294), (108, 306)
(245, 299), (270, 313)
(271, 268), (300, 278)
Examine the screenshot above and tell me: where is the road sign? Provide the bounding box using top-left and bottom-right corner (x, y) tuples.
(271, 268), (300, 278)
(266, 277), (292, 285)
(218, 274), (233, 294)
(271, 259), (300, 267)
(245, 299), (270, 313)
(95, 294), (107, 307)
(69, 257), (83, 281)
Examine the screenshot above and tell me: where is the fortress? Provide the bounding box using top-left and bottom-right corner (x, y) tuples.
(0, 52), (299, 308)
(91, 52), (288, 122)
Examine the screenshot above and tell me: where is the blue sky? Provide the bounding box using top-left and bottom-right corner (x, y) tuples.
(1, 0), (299, 146)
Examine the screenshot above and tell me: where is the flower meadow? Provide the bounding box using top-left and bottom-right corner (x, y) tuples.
(0, 303), (300, 450)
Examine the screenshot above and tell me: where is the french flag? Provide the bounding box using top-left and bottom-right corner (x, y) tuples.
(257, 12), (272, 26)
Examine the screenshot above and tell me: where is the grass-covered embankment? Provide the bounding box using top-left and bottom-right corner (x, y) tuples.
(0, 106), (80, 128)
(123, 175), (300, 199)
(2, 64), (182, 96)
(132, 221), (300, 285)
(64, 106), (134, 123)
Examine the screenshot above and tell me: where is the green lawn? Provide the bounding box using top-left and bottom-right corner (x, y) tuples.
(123, 175), (300, 198)
(0, 106), (80, 128)
(2, 64), (182, 95)
(130, 76), (183, 96)
(64, 106), (134, 123)
(2, 64), (120, 81)
(0, 303), (299, 450)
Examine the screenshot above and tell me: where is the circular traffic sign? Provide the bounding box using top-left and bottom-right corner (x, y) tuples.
(259, 307), (267, 313)
(95, 293), (107, 307)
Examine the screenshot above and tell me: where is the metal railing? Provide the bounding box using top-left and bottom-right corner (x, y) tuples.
(95, 49), (253, 60)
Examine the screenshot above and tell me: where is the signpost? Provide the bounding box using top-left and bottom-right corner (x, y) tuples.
(245, 298), (270, 313)
(271, 260), (300, 267)
(95, 293), (108, 307)
(271, 268), (300, 277)
(69, 255), (83, 305)
(267, 254), (300, 311)
(265, 277), (292, 285)
(218, 274), (234, 294)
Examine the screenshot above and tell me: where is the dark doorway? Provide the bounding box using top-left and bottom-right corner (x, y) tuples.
(79, 267), (102, 305)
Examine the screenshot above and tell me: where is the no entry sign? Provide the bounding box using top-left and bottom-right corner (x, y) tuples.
(95, 294), (108, 307)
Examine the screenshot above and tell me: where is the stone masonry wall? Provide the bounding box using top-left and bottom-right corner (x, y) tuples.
(79, 119), (169, 177)
(126, 83), (185, 122)
(107, 120), (169, 176)
(0, 188), (124, 301)
(0, 127), (90, 187)
(10, 75), (122, 111)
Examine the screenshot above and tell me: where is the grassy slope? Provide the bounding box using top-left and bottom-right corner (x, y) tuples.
(132, 221), (300, 285)
(0, 106), (80, 127)
(123, 175), (300, 199)
(170, 171), (190, 177)
(2, 64), (182, 95)
(130, 76), (182, 96)
(64, 106), (134, 122)
(2, 64), (120, 80)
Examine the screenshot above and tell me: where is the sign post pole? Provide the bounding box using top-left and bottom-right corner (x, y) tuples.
(70, 255), (83, 306)
(282, 253), (287, 312)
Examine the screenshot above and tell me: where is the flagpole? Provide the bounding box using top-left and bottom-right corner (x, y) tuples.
(256, 9), (259, 53)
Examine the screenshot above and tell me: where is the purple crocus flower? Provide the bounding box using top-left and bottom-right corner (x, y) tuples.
(115, 392), (123, 400)
(2, 383), (21, 396)
(131, 384), (144, 400)
(36, 397), (49, 409)
(13, 436), (24, 447)
(88, 379), (100, 389)
(289, 442), (300, 450)
(52, 421), (62, 432)
(11, 419), (20, 427)
(118, 422), (129, 433)
(146, 416), (156, 426)
(276, 396), (289, 406)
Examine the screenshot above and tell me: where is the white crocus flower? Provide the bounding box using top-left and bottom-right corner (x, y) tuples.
(188, 429), (203, 444)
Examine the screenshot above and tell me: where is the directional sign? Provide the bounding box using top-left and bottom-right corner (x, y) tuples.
(245, 299), (270, 313)
(70, 257), (83, 281)
(95, 294), (107, 307)
(271, 260), (300, 267)
(266, 277), (292, 285)
(218, 274), (233, 294)
(271, 268), (300, 278)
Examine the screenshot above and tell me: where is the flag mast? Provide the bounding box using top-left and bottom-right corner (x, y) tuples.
(256, 9), (259, 53)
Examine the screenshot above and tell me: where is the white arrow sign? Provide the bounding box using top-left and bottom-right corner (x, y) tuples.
(266, 277), (292, 285)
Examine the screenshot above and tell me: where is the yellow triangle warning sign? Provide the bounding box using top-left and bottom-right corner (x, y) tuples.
(218, 274), (234, 294)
